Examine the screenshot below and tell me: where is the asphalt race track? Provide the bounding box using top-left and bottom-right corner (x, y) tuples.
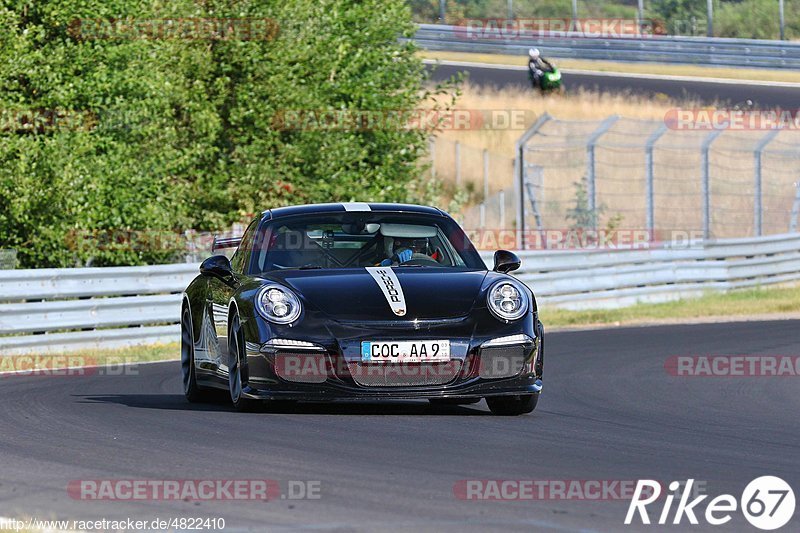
(1, 320), (798, 531)
(426, 62), (800, 109)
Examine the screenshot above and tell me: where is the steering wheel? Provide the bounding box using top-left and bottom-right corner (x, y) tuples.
(402, 253), (440, 266)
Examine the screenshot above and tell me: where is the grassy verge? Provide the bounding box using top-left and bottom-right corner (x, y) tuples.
(75, 342), (180, 364)
(541, 285), (800, 329)
(420, 50), (800, 84)
(0, 343), (179, 373)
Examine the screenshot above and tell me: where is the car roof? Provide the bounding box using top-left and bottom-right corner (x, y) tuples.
(262, 203), (446, 220)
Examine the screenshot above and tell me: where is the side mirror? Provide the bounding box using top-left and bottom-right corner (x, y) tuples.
(493, 250), (521, 274)
(200, 255), (234, 279)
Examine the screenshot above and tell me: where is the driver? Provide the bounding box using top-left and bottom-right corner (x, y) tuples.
(377, 237), (432, 266)
(527, 48), (554, 89)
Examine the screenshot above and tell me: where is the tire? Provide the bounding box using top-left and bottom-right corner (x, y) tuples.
(428, 398), (481, 406)
(181, 305), (212, 402)
(486, 394), (538, 416)
(228, 314), (260, 412)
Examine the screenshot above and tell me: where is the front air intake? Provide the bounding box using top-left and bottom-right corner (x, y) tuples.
(274, 352), (329, 384)
(479, 345), (527, 379)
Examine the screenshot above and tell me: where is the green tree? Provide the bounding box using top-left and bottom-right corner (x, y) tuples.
(0, 0), (446, 267)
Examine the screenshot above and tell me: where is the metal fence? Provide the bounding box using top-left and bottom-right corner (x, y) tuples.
(520, 114), (800, 242)
(428, 137), (516, 229)
(431, 115), (800, 244)
(413, 24), (800, 69)
(2, 233), (799, 354)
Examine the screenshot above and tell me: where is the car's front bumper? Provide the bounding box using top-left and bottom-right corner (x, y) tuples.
(234, 327), (543, 401)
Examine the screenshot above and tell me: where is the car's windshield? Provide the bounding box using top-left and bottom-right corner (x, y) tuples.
(246, 213), (485, 274)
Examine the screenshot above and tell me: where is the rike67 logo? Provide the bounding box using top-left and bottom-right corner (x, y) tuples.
(626, 477), (795, 530)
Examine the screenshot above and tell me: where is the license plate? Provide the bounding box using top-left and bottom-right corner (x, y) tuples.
(361, 340), (450, 363)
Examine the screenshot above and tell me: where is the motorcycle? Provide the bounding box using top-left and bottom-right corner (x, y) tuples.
(530, 65), (563, 94)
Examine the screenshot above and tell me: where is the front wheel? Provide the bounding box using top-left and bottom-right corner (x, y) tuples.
(486, 394), (538, 416)
(181, 306), (212, 403)
(228, 314), (260, 412)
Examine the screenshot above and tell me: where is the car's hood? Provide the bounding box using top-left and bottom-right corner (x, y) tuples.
(262, 268), (489, 321)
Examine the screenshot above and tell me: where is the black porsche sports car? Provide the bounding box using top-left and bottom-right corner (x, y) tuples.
(181, 203), (544, 415)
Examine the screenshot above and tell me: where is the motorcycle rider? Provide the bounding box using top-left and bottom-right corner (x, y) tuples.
(528, 48), (555, 89)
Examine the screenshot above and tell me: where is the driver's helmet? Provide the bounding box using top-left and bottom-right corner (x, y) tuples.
(393, 237), (429, 255)
(528, 48), (540, 60)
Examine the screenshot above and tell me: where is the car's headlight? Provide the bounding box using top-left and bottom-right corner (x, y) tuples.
(487, 280), (529, 322)
(256, 284), (302, 324)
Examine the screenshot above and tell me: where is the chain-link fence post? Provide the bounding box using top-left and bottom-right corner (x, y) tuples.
(514, 113), (551, 249)
(754, 130), (779, 236)
(524, 165), (545, 246)
(645, 123), (668, 234)
(791, 181), (800, 232)
(586, 116), (619, 230)
(701, 129), (723, 239)
(780, 0), (786, 40)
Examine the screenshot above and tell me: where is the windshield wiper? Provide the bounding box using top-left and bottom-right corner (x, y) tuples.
(298, 265), (322, 270)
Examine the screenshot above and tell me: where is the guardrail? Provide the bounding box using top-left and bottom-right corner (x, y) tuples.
(503, 232), (800, 309)
(0, 264), (197, 355)
(414, 24), (800, 69)
(1, 232), (798, 354)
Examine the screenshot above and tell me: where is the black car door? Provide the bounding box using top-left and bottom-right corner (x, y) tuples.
(208, 220), (257, 375)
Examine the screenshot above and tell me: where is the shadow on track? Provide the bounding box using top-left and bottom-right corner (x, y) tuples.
(75, 394), (492, 416)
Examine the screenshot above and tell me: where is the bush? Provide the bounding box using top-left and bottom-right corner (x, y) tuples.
(0, 0), (445, 268)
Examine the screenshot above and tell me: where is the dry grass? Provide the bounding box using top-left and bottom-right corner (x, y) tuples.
(420, 50), (800, 84)
(0, 343), (178, 373)
(426, 81), (703, 204)
(425, 82), (799, 238)
(431, 81), (690, 159)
